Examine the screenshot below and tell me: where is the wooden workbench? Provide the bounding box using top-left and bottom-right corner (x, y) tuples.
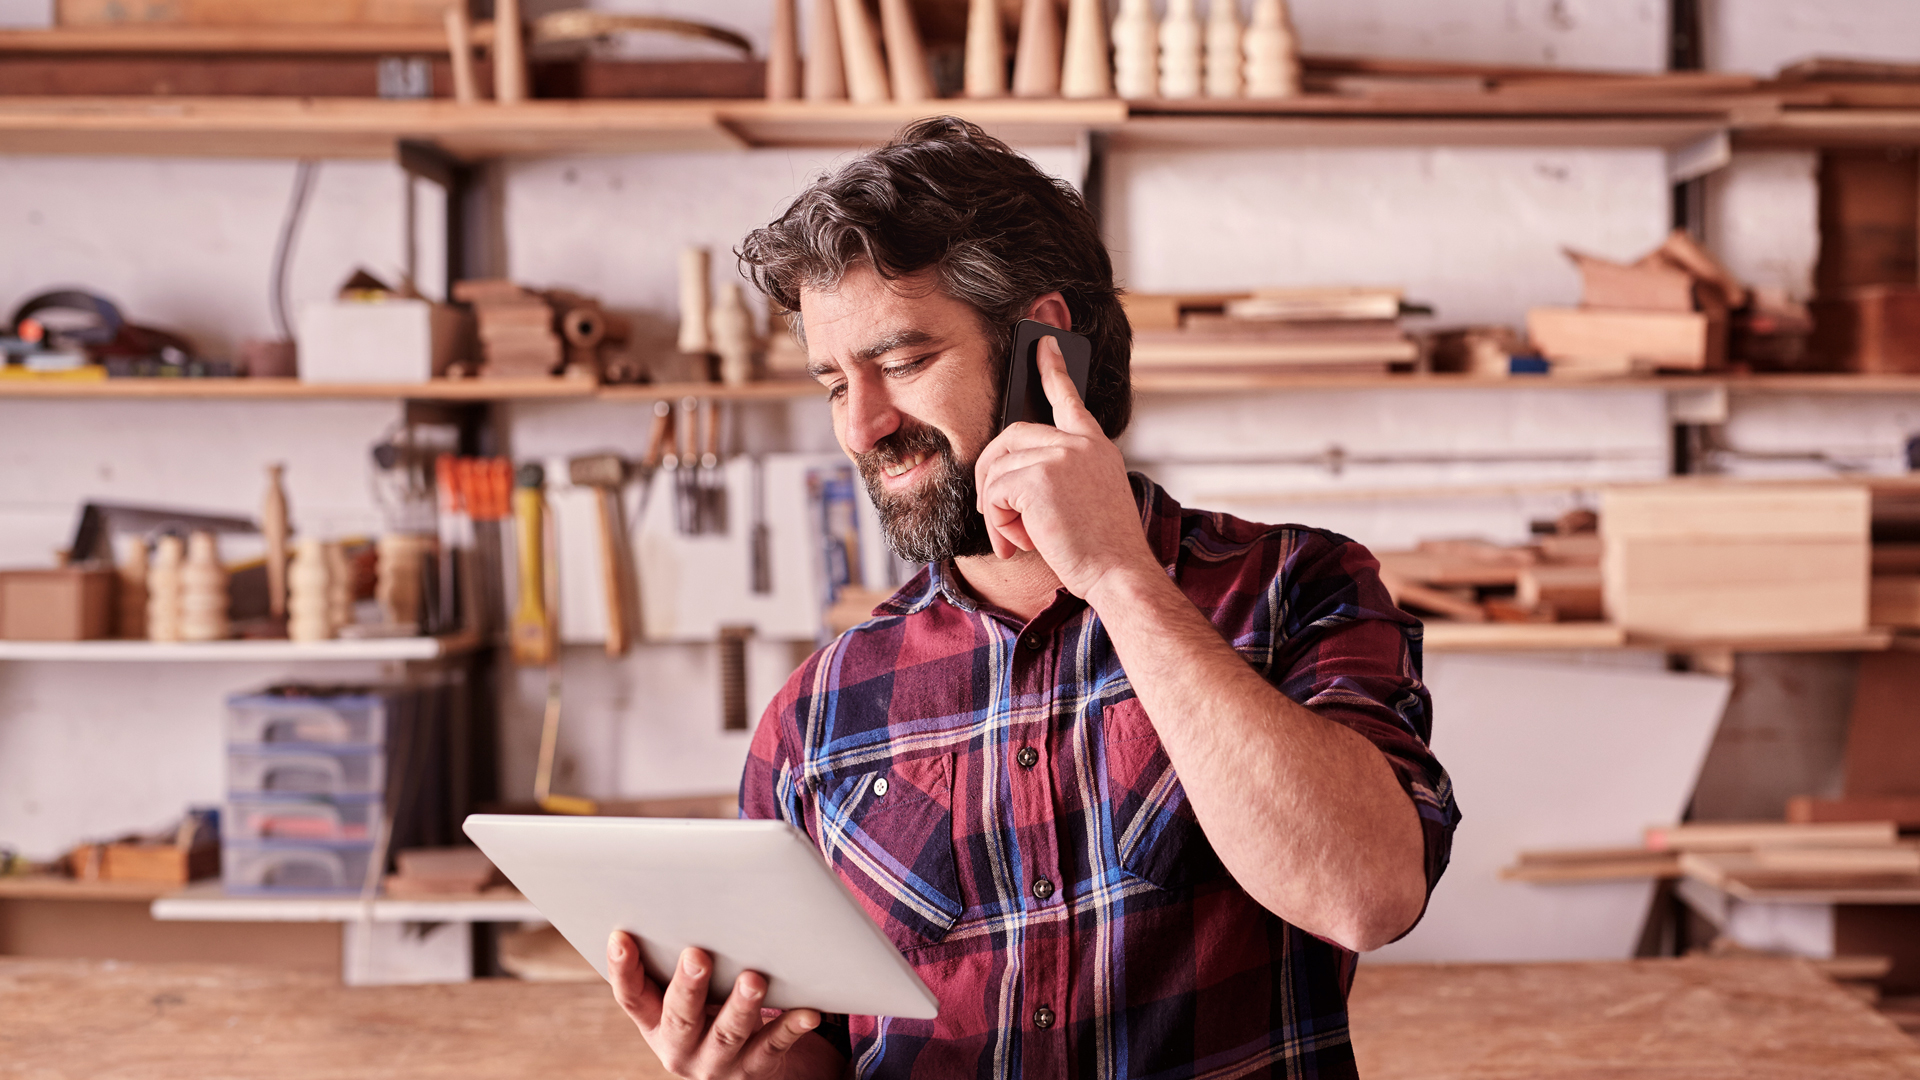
(2, 957), (1916, 1078)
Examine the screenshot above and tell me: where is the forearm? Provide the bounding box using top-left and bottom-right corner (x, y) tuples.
(1086, 565), (1427, 951)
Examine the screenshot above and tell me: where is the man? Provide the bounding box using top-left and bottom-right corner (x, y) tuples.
(606, 116), (1459, 1079)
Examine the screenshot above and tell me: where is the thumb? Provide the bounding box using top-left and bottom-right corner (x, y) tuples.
(1035, 335), (1098, 436)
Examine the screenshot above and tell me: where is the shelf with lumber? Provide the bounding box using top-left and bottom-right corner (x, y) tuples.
(0, 633), (478, 662)
(149, 880), (541, 923)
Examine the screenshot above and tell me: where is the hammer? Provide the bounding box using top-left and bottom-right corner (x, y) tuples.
(569, 452), (634, 656)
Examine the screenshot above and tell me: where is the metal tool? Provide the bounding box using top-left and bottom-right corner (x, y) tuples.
(749, 456), (772, 594)
(675, 395), (701, 534)
(699, 397), (728, 535)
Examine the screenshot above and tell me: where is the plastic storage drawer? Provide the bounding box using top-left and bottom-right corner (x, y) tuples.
(227, 747), (384, 797)
(223, 795), (381, 843)
(221, 841), (377, 894)
(227, 692), (387, 747)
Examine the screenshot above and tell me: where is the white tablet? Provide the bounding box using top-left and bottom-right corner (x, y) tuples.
(462, 814), (939, 1020)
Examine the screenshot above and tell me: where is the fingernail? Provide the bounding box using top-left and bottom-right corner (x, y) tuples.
(796, 1013), (819, 1031)
(683, 953), (705, 978)
(742, 981), (764, 1002)
(607, 932), (623, 959)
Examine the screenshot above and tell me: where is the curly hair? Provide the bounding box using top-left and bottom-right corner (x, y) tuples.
(737, 116), (1133, 439)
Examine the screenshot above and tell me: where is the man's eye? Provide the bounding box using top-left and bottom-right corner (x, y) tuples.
(826, 382), (848, 401)
(884, 357), (931, 378)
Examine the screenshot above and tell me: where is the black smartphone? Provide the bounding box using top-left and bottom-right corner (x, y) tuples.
(999, 319), (1093, 431)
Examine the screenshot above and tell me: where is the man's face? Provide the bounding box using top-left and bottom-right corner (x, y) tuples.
(800, 265), (1000, 564)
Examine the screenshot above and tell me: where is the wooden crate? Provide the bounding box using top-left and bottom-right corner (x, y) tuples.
(0, 568), (115, 641)
(1600, 483), (1870, 638)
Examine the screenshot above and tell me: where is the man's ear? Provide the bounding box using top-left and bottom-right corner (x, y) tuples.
(1023, 291), (1072, 331)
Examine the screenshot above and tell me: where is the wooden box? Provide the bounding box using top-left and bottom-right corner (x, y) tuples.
(1600, 483), (1870, 638)
(0, 568), (115, 641)
(1527, 307), (1722, 374)
(71, 841), (220, 885)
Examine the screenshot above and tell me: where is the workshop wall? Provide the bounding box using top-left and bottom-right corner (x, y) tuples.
(0, 2), (1908, 862)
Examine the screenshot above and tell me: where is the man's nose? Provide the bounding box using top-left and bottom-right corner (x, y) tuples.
(841, 373), (901, 455)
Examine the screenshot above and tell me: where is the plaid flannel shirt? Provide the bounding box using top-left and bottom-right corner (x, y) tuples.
(741, 474), (1458, 1079)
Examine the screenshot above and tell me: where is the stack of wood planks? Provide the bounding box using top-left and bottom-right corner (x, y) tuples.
(1375, 513), (1602, 625)
(1121, 287), (1420, 376)
(1504, 821), (1920, 895)
(1600, 482), (1871, 638)
(1527, 230), (1744, 375)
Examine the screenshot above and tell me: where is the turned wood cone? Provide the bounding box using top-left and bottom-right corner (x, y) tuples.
(1204, 0), (1244, 98)
(1112, 0), (1157, 99)
(1012, 0), (1061, 98)
(1061, 0), (1112, 98)
(964, 0), (1006, 98)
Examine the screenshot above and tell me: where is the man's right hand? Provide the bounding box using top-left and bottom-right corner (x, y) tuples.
(607, 931), (843, 1080)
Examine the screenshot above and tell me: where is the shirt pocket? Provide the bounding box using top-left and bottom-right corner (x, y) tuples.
(1101, 698), (1221, 891)
(813, 752), (964, 953)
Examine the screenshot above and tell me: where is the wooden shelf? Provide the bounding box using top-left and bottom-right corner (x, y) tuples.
(150, 880), (542, 923)
(0, 634), (477, 662)
(0, 25), (498, 55)
(10, 372), (1920, 402)
(0, 95), (1740, 161)
(0, 875), (178, 901)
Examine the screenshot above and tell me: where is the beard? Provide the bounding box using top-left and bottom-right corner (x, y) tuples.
(856, 418), (995, 564)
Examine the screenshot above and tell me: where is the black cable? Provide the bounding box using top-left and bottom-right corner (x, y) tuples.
(270, 160), (319, 342)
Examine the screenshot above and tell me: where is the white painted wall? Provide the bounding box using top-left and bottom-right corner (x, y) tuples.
(1704, 0), (1920, 75)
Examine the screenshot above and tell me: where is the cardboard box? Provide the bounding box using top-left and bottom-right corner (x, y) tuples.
(1600, 483), (1870, 638)
(0, 568), (115, 641)
(296, 298), (466, 384)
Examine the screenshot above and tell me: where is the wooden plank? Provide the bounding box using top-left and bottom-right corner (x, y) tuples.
(1499, 848), (1680, 883)
(1789, 795), (1920, 829)
(1420, 621), (1626, 652)
(1528, 307), (1713, 371)
(1649, 821), (1898, 851)
(1349, 957), (1920, 1079)
(0, 875), (176, 901)
(1681, 850), (1920, 904)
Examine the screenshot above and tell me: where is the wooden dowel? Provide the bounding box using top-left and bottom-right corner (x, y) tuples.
(768, 0), (801, 101)
(878, 0), (933, 102)
(833, 0), (891, 103)
(964, 0), (1005, 98)
(492, 0), (527, 104)
(804, 0), (847, 100)
(444, 3), (479, 104)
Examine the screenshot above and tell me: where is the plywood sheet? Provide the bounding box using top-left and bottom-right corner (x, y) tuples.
(1371, 655), (1729, 963)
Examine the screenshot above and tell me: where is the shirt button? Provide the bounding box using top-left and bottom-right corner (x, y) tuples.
(1022, 634), (1042, 651)
(1032, 878), (1055, 900)
(1016, 747), (1039, 769)
(872, 777), (889, 796)
(1033, 1005), (1055, 1029)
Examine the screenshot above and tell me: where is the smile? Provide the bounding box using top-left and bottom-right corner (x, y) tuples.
(883, 452), (928, 479)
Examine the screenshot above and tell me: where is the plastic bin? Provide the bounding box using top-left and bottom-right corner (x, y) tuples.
(221, 841), (378, 894)
(227, 692), (387, 747)
(227, 747), (384, 798)
(223, 795), (381, 843)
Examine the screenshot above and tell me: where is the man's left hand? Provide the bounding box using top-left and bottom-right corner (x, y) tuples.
(974, 336), (1159, 599)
